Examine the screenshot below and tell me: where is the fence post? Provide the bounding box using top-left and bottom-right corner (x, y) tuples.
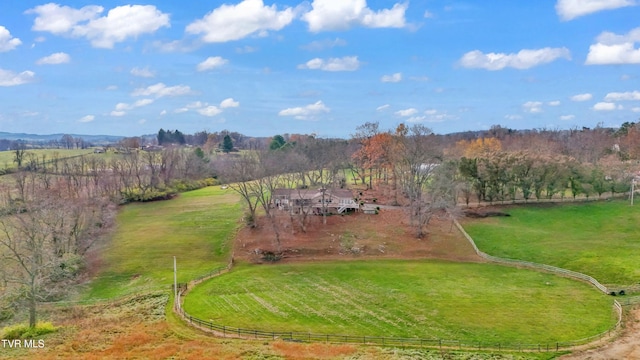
(223, 326), (226, 337)
(556, 342), (559, 352)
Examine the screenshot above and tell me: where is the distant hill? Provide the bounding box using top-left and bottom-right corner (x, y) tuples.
(0, 132), (124, 144)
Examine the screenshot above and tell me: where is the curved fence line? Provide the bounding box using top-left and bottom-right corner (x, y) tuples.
(175, 294), (622, 353)
(453, 219), (618, 294)
(174, 257), (624, 353)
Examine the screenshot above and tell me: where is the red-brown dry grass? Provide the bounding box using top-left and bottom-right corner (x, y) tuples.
(235, 209), (482, 264)
(272, 341), (357, 359)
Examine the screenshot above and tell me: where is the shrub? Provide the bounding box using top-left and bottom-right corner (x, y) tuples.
(1, 322), (57, 340)
(121, 188), (175, 203)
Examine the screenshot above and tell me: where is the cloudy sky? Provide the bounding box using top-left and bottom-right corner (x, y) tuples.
(1, 0), (639, 137)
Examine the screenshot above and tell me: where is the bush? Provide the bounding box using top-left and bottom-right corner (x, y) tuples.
(121, 188), (175, 203)
(1, 322), (57, 340)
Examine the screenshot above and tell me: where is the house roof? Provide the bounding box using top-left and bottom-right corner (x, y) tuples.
(273, 188), (353, 200)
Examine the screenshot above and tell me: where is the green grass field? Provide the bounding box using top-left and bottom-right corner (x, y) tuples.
(183, 260), (615, 344)
(82, 186), (242, 299)
(0, 149), (94, 170)
(462, 200), (640, 287)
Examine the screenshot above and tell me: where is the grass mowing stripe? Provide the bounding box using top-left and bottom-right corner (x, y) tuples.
(463, 200), (640, 287)
(184, 260), (614, 344)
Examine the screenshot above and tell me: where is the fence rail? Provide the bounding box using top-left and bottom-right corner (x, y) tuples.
(452, 219), (632, 295)
(174, 258), (625, 353)
(175, 301), (622, 353)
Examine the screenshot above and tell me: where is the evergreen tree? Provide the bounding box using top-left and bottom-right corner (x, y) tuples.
(222, 134), (234, 153)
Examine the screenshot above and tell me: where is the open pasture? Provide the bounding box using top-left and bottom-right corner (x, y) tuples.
(83, 186), (241, 300)
(183, 260), (615, 345)
(0, 148), (94, 170)
(462, 200), (640, 288)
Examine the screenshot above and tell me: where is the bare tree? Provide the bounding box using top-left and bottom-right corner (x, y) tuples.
(215, 153), (261, 228)
(395, 124), (444, 238)
(11, 141), (27, 168)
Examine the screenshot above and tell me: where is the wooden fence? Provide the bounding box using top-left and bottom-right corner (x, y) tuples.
(452, 219), (633, 295)
(175, 298), (622, 353)
(174, 257), (625, 353)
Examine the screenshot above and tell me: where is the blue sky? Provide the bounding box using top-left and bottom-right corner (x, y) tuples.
(0, 0), (639, 138)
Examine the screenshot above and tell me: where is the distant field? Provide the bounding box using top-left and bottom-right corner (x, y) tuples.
(82, 186), (242, 300)
(183, 260), (615, 344)
(0, 148), (94, 170)
(462, 200), (640, 287)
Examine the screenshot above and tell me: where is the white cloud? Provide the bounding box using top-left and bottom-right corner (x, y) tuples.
(220, 98), (240, 108)
(79, 115), (95, 123)
(186, 0), (294, 43)
(111, 98), (154, 116)
(36, 52), (71, 65)
(174, 98), (238, 116)
(407, 109), (455, 123)
(236, 45), (258, 54)
(459, 47), (571, 70)
(198, 106), (222, 117)
(424, 10), (435, 18)
(0, 68), (35, 86)
(160, 110), (167, 116)
(395, 108), (418, 117)
(187, 101), (205, 109)
(152, 39), (198, 53)
(556, 0), (637, 21)
(26, 4), (170, 48)
(131, 67), (155, 78)
(604, 90), (640, 101)
(115, 102), (130, 111)
(131, 83), (192, 98)
(301, 38), (347, 51)
(376, 104), (390, 111)
(632, 107), (640, 112)
(106, 85), (118, 91)
(593, 102), (622, 111)
(560, 114), (576, 120)
(278, 100), (330, 120)
(0, 26), (21, 52)
(586, 27), (640, 65)
(571, 93), (593, 102)
(523, 101), (543, 113)
(548, 100), (561, 106)
(586, 42), (640, 64)
(134, 99), (154, 107)
(298, 56), (361, 71)
(381, 72), (402, 83)
(26, 3), (103, 34)
(303, 0), (407, 32)
(505, 114), (523, 120)
(197, 56), (229, 72)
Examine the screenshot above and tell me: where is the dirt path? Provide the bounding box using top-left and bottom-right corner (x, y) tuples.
(561, 307), (640, 360)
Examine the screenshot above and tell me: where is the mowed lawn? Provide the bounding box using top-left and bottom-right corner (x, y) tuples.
(183, 260), (615, 344)
(83, 186), (242, 299)
(462, 200), (640, 287)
